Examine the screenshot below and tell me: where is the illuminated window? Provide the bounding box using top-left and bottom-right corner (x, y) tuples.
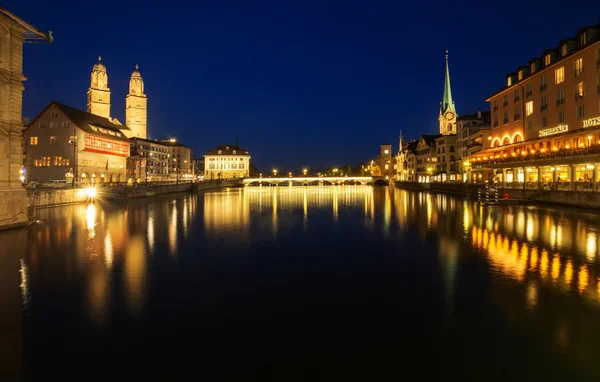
(50, 136), (57, 144)
(218, 150), (222, 155)
(29, 137), (38, 145)
(555, 67), (564, 84)
(232, 150), (236, 155)
(239, 163), (245, 169)
(530, 63), (536, 73)
(53, 156), (62, 166)
(43, 156), (51, 166)
(526, 101), (533, 116)
(518, 70), (524, 80)
(544, 54), (551, 66)
(574, 58), (584, 77)
(385, 164), (389, 170)
(576, 81), (585, 98)
(507, 77), (512, 86)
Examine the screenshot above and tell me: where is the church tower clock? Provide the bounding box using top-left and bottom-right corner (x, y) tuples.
(125, 65), (147, 139)
(438, 51), (457, 135)
(87, 56), (111, 119)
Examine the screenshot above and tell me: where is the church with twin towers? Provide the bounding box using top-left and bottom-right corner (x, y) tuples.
(87, 56), (148, 139)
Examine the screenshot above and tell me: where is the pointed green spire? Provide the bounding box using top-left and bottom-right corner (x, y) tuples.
(441, 50), (456, 115)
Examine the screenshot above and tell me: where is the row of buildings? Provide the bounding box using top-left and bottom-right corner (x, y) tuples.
(387, 21), (600, 191)
(22, 58), (252, 184)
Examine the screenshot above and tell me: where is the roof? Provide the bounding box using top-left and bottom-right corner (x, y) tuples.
(0, 6), (52, 42)
(48, 102), (130, 142)
(205, 144), (249, 155)
(159, 139), (191, 149)
(457, 111), (491, 121)
(403, 141), (419, 154)
(420, 134), (442, 146)
(440, 53), (456, 115)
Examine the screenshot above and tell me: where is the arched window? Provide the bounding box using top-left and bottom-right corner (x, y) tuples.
(502, 137), (510, 145)
(218, 150), (222, 155)
(232, 150), (236, 155)
(226, 146), (229, 150)
(447, 123), (452, 132)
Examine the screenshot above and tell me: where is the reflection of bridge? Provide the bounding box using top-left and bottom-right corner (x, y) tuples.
(242, 176), (386, 186)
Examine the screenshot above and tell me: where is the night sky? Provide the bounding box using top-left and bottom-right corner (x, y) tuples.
(13, 0), (598, 170)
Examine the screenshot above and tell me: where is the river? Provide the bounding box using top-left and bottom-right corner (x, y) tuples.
(1, 186), (600, 380)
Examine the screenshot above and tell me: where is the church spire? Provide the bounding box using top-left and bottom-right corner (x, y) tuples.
(441, 50), (456, 115)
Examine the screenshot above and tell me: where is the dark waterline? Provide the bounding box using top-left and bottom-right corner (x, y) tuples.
(2, 186), (600, 380)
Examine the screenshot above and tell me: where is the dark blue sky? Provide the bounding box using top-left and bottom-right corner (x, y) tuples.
(13, 0), (598, 170)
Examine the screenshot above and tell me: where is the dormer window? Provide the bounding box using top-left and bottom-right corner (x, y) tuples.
(530, 63), (536, 73)
(218, 150), (222, 155)
(225, 146), (229, 150)
(579, 32), (587, 47)
(518, 70), (523, 80)
(507, 77), (512, 86)
(544, 54), (551, 66)
(560, 44), (567, 57)
(232, 150), (236, 154)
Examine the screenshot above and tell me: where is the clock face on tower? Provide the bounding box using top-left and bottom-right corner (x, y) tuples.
(445, 112), (454, 121)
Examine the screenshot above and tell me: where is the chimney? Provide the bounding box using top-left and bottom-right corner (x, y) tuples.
(477, 110), (482, 119)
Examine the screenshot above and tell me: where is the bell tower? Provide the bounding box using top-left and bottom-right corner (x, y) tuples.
(87, 56), (111, 118)
(125, 64), (147, 138)
(439, 51), (457, 135)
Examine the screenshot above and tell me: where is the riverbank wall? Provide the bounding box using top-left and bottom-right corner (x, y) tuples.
(394, 181), (600, 209)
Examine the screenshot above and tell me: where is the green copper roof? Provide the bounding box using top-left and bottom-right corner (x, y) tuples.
(441, 53), (456, 115)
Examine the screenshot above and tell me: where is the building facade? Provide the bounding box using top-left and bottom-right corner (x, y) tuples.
(24, 102), (129, 184)
(416, 135), (441, 182)
(433, 134), (457, 181)
(204, 144), (250, 179)
(456, 111), (491, 181)
(0, 8), (50, 228)
(161, 139), (193, 181)
(375, 144), (394, 178)
(125, 65), (147, 139)
(128, 137), (169, 182)
(396, 140), (418, 181)
(471, 22), (600, 189)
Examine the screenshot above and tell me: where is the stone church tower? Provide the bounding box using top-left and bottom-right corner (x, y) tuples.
(87, 56), (111, 119)
(438, 51), (457, 135)
(125, 65), (147, 138)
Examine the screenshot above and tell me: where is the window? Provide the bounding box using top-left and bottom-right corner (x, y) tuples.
(50, 136), (57, 144)
(540, 96), (548, 112)
(239, 163), (245, 169)
(96, 161), (104, 167)
(514, 89), (520, 102)
(507, 77), (512, 86)
(69, 136), (77, 144)
(42, 156), (51, 166)
(575, 81), (584, 99)
(542, 116), (548, 128)
(558, 111), (565, 123)
(580, 32), (587, 47)
(217, 150), (222, 155)
(225, 146), (229, 150)
(503, 111), (509, 124)
(561, 44), (567, 57)
(40, 122), (46, 128)
(53, 156), (62, 166)
(81, 159), (93, 166)
(63, 122), (70, 128)
(503, 94), (508, 107)
(527, 120), (534, 132)
(526, 101), (533, 116)
(556, 89), (565, 106)
(530, 63), (536, 73)
(494, 115), (498, 127)
(231, 163), (237, 169)
(518, 70), (523, 80)
(525, 83), (532, 97)
(540, 76), (547, 91)
(514, 106), (520, 120)
(29, 137), (38, 145)
(577, 105), (585, 119)
(544, 54), (551, 66)
(50, 111), (58, 118)
(99, 95), (103, 102)
(555, 67), (564, 84)
(493, 99), (498, 111)
(574, 58), (584, 77)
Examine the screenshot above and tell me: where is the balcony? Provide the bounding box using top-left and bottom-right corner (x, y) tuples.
(540, 104), (548, 112)
(540, 84), (547, 92)
(556, 98), (565, 107)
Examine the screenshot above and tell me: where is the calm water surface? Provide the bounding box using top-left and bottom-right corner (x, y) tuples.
(2, 186), (600, 380)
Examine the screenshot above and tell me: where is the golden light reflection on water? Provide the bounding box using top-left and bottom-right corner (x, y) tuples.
(104, 233), (113, 269)
(86, 204), (96, 237)
(124, 236), (146, 316)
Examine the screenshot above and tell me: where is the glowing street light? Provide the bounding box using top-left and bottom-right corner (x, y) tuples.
(288, 172), (292, 177)
(273, 169), (278, 177)
(303, 168), (308, 176)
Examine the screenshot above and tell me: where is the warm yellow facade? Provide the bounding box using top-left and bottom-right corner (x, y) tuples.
(125, 65), (147, 139)
(87, 57), (111, 119)
(204, 145), (250, 180)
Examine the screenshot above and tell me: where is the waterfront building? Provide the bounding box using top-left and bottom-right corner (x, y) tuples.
(471, 22), (600, 189)
(433, 134), (457, 182)
(439, 52), (457, 135)
(456, 111), (491, 181)
(127, 137), (169, 182)
(160, 139), (193, 181)
(416, 135), (441, 182)
(396, 140), (418, 181)
(0, 8), (51, 228)
(203, 144), (251, 179)
(25, 102), (129, 184)
(375, 144), (394, 179)
(192, 157), (205, 177)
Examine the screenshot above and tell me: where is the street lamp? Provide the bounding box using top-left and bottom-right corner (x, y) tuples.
(273, 169), (278, 177)
(288, 172), (292, 177)
(303, 168), (308, 176)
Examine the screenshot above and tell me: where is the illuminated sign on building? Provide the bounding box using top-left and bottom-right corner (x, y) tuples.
(83, 134), (129, 157)
(539, 124), (568, 137)
(582, 117), (600, 128)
